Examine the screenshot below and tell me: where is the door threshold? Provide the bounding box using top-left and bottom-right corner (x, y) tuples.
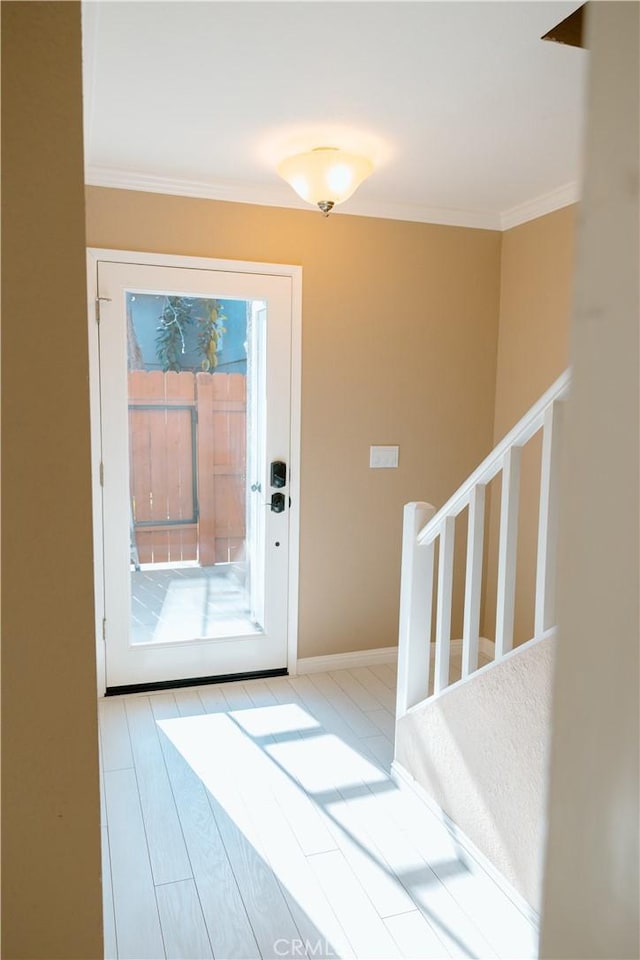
(105, 667), (288, 697)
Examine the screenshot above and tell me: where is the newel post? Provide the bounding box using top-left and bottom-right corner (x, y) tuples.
(396, 501), (436, 720)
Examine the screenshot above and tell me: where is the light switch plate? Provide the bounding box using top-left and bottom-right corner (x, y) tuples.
(370, 445), (399, 468)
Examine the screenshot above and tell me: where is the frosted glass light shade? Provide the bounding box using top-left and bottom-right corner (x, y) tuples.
(277, 147), (373, 212)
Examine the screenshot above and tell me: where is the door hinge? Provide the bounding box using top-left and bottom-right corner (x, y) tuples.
(102, 618), (107, 641)
(99, 461), (104, 486)
(95, 296), (112, 324)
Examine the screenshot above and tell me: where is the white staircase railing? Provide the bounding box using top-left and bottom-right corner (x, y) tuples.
(396, 370), (570, 718)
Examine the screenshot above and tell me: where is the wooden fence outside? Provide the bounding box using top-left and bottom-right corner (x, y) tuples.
(128, 371), (246, 566)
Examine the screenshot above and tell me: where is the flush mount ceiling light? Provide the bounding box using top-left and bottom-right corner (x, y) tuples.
(277, 147), (374, 216)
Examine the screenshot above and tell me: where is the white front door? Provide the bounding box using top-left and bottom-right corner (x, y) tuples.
(94, 256), (297, 690)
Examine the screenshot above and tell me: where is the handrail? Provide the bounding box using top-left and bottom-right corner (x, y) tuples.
(396, 369), (571, 720)
(417, 369), (571, 545)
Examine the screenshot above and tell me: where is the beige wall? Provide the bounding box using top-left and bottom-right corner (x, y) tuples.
(1, 3), (103, 958)
(483, 206), (576, 645)
(86, 189), (502, 658)
(494, 205), (576, 439)
(397, 636), (555, 909)
(541, 3), (639, 956)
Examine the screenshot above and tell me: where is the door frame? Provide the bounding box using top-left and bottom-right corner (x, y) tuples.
(87, 248), (302, 695)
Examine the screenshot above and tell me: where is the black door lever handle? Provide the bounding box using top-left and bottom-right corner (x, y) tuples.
(270, 492), (286, 513)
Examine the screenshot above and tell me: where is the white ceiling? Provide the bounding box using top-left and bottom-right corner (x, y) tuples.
(82, 1), (587, 229)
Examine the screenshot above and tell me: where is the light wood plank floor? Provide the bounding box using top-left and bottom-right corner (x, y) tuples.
(99, 666), (538, 960)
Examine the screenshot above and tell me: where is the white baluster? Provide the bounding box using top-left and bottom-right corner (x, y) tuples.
(434, 515), (456, 695)
(396, 502), (436, 718)
(535, 400), (565, 638)
(495, 445), (522, 658)
(462, 484), (486, 678)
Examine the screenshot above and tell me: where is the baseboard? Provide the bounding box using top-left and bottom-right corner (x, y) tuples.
(295, 640), (494, 676)
(479, 636), (495, 659)
(391, 759), (540, 930)
(296, 646), (397, 675)
(438, 637), (495, 659)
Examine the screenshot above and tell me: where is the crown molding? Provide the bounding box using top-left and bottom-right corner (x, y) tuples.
(84, 165), (502, 230)
(338, 194), (501, 230)
(500, 180), (581, 230)
(85, 165), (579, 232)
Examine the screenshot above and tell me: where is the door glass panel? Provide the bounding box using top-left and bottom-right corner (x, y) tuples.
(126, 292), (264, 644)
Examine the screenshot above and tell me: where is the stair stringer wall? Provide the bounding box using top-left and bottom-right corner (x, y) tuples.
(395, 634), (555, 910)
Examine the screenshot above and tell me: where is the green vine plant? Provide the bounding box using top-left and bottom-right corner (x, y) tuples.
(197, 300), (227, 371)
(155, 297), (226, 372)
